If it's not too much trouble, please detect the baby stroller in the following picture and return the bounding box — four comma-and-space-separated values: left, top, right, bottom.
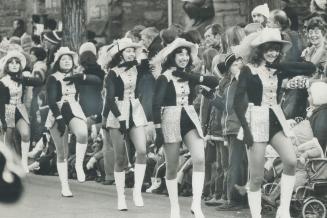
262, 158, 327, 218
291, 158, 327, 218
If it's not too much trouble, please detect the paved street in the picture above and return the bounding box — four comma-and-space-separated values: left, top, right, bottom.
0, 174, 252, 218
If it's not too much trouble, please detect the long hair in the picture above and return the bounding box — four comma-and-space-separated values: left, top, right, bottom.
51, 54, 75, 74
161, 46, 193, 73
224, 25, 246, 53
3, 57, 22, 75
248, 42, 284, 66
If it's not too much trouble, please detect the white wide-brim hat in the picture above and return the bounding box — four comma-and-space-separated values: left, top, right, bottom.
108, 38, 141, 58
250, 28, 292, 53
54, 47, 78, 66
151, 37, 199, 78
1, 51, 27, 70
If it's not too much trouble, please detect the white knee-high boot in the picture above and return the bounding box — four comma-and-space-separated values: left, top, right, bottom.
114, 171, 127, 211
191, 172, 205, 218
247, 190, 262, 218
75, 142, 87, 182
166, 178, 180, 218
276, 174, 295, 218
57, 161, 73, 197
21, 141, 30, 173
133, 163, 146, 207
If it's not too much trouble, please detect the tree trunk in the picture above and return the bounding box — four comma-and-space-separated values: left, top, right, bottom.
61, 0, 86, 51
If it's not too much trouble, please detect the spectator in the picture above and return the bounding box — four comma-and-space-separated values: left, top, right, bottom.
203, 24, 224, 53
281, 0, 299, 31
251, 3, 269, 27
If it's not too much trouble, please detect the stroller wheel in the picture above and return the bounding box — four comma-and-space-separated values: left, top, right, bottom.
302, 198, 326, 218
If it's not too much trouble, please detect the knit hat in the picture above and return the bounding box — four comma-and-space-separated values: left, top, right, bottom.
224, 53, 237, 70
43, 31, 62, 45
79, 42, 97, 56
251, 3, 270, 19
310, 81, 327, 106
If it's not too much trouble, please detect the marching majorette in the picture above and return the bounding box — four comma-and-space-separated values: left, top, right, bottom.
102, 38, 149, 211
234, 28, 316, 218
46, 47, 99, 197
152, 38, 219, 218
0, 51, 43, 173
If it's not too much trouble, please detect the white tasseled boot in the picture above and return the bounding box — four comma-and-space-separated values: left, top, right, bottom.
247, 190, 262, 218
57, 161, 73, 197
133, 164, 146, 207
166, 178, 181, 218
191, 172, 205, 218
114, 171, 127, 211
276, 174, 295, 218
28, 138, 44, 158
75, 142, 87, 182
146, 177, 161, 193
21, 141, 30, 173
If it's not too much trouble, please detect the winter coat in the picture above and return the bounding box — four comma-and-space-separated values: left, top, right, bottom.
212, 76, 242, 136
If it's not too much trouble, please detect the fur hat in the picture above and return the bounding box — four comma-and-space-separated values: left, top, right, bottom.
251, 3, 270, 19
310, 81, 327, 106
53, 47, 78, 66
250, 28, 292, 53
107, 38, 141, 58
150, 37, 199, 78
79, 42, 97, 56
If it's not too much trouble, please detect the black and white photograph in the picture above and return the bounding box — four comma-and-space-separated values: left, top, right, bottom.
1, 0, 327, 217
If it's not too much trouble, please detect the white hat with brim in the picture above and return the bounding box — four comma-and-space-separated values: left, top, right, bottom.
151, 38, 199, 78
2, 51, 27, 70
250, 28, 292, 54
108, 38, 141, 58
79, 42, 97, 56
54, 47, 79, 66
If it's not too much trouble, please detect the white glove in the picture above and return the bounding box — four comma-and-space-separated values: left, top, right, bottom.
86, 157, 97, 170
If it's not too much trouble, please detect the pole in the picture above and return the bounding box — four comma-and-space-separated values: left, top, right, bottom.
168, 0, 172, 27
